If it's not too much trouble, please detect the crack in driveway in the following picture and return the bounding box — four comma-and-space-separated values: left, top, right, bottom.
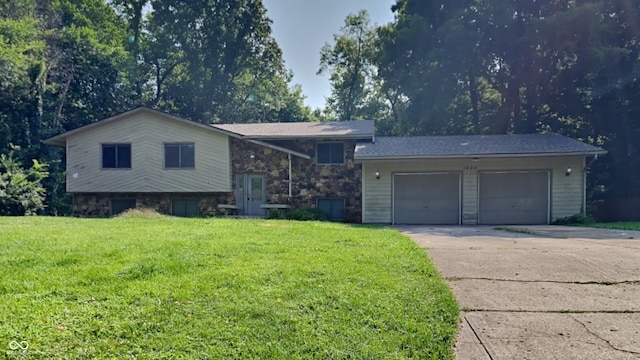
570, 316, 640, 356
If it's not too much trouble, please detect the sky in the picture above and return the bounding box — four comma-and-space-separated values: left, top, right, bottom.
262, 0, 397, 110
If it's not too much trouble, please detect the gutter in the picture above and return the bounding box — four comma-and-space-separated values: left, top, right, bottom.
354, 151, 608, 162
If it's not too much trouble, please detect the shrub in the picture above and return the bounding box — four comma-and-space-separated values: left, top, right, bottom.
115, 207, 166, 219
0, 149, 48, 215
552, 213, 593, 225
284, 207, 327, 221
266, 208, 285, 219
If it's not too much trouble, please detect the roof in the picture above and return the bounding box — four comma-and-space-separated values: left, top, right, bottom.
212, 120, 375, 139
354, 134, 607, 160
43, 107, 314, 159
43, 107, 226, 147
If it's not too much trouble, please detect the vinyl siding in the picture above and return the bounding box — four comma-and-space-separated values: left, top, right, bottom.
66, 112, 230, 193
361, 156, 585, 224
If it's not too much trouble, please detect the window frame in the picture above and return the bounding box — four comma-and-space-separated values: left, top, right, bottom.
316, 197, 346, 221
316, 142, 345, 165
101, 143, 132, 170
171, 199, 199, 217
109, 198, 136, 216
163, 143, 196, 169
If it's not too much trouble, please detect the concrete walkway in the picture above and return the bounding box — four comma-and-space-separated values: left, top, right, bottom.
398, 226, 640, 360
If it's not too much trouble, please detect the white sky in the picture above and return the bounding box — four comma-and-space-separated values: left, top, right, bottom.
262, 0, 396, 110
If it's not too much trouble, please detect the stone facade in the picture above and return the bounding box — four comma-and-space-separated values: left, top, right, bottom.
73, 137, 363, 222
73, 192, 232, 217
230, 138, 362, 222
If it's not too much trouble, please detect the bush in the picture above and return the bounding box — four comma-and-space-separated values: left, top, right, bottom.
284, 207, 327, 221
266, 208, 285, 219
115, 207, 166, 219
552, 213, 593, 225
0, 149, 48, 215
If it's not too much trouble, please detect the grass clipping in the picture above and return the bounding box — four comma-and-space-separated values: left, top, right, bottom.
115, 207, 166, 219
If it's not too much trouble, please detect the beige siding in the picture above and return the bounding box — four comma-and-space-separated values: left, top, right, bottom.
362, 156, 584, 224
66, 112, 230, 193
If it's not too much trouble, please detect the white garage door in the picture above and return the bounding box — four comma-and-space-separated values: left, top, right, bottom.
479, 171, 550, 225
393, 173, 461, 225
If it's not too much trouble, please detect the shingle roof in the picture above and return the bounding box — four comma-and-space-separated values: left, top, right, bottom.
354, 134, 606, 159
212, 120, 374, 139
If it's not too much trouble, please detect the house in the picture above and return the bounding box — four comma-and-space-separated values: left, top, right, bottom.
44, 107, 606, 224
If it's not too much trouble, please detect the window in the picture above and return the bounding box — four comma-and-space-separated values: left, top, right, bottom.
317, 143, 344, 165
110, 199, 136, 216
102, 144, 131, 169
164, 143, 195, 168
317, 198, 345, 221
172, 199, 199, 217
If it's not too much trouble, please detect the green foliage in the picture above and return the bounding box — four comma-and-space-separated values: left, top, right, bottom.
284, 207, 327, 221
0, 217, 459, 358
0, 148, 48, 215
265, 208, 285, 219
583, 222, 640, 231
552, 213, 594, 226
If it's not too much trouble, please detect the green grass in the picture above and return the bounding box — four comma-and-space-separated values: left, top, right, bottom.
580, 222, 640, 231
0, 217, 458, 359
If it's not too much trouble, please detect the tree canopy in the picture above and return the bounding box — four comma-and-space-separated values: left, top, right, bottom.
0, 0, 637, 218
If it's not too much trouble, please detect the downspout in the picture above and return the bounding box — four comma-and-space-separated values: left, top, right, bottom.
288, 153, 292, 197
583, 157, 587, 215
584, 154, 600, 215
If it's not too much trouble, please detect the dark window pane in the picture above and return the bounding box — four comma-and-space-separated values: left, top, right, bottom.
111, 199, 136, 216
102, 145, 116, 168
329, 143, 344, 163
181, 144, 195, 168
317, 145, 331, 163
172, 199, 199, 217
317, 143, 343, 164
317, 198, 345, 221
117, 144, 131, 168
165, 145, 180, 168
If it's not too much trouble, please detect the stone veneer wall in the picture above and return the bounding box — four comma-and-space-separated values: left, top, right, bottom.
73, 192, 232, 217
73, 137, 363, 222
230, 138, 362, 222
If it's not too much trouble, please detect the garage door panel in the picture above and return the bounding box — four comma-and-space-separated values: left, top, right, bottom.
479, 172, 549, 225
394, 173, 460, 225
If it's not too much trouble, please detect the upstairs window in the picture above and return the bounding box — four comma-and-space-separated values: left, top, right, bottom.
164, 143, 195, 169
102, 144, 131, 169
317, 143, 344, 165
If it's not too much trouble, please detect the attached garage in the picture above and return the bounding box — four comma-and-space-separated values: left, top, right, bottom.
356, 134, 606, 225
478, 171, 550, 225
393, 173, 461, 225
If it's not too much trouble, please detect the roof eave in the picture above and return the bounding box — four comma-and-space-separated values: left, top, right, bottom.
247, 140, 311, 160
43, 107, 237, 146
355, 150, 608, 161
237, 134, 374, 140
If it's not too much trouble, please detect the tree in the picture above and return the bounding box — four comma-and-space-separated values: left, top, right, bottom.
0, 147, 49, 215
318, 10, 377, 121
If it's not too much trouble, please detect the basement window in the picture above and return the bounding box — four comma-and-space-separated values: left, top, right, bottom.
317, 198, 345, 221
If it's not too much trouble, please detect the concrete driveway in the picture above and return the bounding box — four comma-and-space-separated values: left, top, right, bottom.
398, 225, 640, 360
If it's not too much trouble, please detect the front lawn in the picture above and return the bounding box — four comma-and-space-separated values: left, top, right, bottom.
580, 222, 640, 231
0, 217, 458, 359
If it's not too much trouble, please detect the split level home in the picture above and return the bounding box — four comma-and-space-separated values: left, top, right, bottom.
44, 107, 606, 225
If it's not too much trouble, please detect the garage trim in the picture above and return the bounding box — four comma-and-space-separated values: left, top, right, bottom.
392, 172, 462, 225
477, 170, 551, 225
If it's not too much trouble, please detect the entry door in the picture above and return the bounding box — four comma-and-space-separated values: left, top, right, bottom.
236, 174, 265, 216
